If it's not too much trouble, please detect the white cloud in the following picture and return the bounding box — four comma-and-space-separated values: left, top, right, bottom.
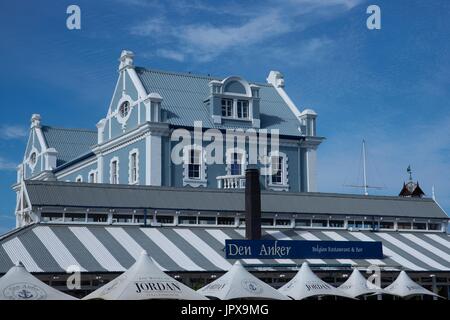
264, 37, 335, 67
179, 12, 291, 61
283, 0, 363, 10
0, 157, 17, 171
156, 49, 185, 62
132, 11, 291, 62
113, 0, 162, 8
1, 125, 27, 140
131, 16, 167, 36
129, 0, 365, 62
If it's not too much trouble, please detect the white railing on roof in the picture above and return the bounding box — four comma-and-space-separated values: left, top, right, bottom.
217, 175, 246, 189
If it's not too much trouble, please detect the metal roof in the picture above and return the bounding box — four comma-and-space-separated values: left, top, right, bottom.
135, 67, 304, 137
41, 126, 97, 167
24, 181, 449, 219
0, 224, 449, 274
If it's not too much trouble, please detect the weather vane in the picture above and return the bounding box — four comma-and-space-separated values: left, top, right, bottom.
407, 165, 413, 181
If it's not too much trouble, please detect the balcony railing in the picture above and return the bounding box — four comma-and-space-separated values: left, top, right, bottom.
217, 175, 246, 189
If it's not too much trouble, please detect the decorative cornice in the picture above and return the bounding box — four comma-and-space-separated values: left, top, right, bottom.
93, 122, 169, 156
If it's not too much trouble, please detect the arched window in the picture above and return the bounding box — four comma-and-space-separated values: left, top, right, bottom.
88, 170, 97, 183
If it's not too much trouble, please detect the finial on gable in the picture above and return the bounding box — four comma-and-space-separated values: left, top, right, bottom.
119, 50, 135, 71
31, 114, 41, 128
267, 70, 285, 88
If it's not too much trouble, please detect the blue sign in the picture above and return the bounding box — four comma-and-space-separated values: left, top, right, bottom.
225, 240, 384, 260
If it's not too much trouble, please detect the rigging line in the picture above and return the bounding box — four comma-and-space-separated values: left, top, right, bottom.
343, 139, 385, 194
342, 139, 363, 191
363, 140, 388, 191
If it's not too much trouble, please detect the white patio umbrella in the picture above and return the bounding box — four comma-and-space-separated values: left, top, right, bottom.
338, 268, 383, 298
83, 251, 207, 300
383, 271, 443, 299
198, 261, 290, 300
279, 262, 353, 300
0, 262, 77, 300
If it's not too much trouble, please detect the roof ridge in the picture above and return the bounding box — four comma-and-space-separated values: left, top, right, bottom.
24, 180, 434, 202
135, 66, 273, 88
42, 126, 96, 133
0, 223, 36, 242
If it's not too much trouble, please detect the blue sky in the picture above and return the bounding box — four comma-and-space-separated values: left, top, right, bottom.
0, 0, 449, 233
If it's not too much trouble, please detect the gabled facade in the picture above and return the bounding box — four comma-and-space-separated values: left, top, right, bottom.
14, 50, 324, 227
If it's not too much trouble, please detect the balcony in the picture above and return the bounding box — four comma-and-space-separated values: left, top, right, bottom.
217, 175, 246, 189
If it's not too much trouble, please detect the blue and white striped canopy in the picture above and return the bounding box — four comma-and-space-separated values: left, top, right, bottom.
1, 224, 449, 274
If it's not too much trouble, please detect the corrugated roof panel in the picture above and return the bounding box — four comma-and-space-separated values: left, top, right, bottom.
135, 67, 303, 136
41, 126, 97, 167
24, 181, 449, 219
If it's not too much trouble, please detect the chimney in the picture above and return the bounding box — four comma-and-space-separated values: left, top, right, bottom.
119, 50, 134, 71
31, 114, 41, 129
245, 168, 261, 240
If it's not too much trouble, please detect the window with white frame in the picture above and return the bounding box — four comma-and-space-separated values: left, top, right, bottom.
129, 150, 139, 185
379, 221, 394, 229
75, 175, 83, 183
27, 147, 39, 172
88, 171, 97, 183
230, 152, 243, 176
237, 100, 249, 119
188, 149, 201, 179
268, 152, 288, 190
30, 152, 37, 166
271, 156, 284, 185
220, 98, 251, 120
428, 222, 441, 231
221, 99, 233, 117
110, 158, 119, 184
116, 96, 134, 129
119, 101, 130, 118
183, 146, 207, 187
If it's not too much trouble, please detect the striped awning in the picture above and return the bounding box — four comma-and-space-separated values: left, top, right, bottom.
1, 224, 449, 274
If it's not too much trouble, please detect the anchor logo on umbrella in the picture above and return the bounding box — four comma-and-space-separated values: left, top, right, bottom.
17, 289, 34, 299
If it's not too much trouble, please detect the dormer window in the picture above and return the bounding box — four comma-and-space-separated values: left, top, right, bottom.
210, 77, 260, 126
237, 100, 249, 119
220, 98, 250, 120
221, 99, 233, 117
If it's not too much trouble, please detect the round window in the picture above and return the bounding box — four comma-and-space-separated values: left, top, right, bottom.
119, 101, 130, 118
30, 152, 37, 165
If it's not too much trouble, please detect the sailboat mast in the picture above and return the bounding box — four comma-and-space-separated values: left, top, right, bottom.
362, 139, 368, 196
